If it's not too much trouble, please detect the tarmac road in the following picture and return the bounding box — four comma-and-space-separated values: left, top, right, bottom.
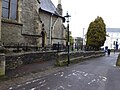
8, 53, 120, 90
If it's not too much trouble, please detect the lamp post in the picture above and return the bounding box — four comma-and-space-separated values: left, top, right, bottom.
64, 12, 71, 66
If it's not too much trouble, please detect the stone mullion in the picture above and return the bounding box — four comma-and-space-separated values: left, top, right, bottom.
17, 0, 22, 23
8, 0, 11, 19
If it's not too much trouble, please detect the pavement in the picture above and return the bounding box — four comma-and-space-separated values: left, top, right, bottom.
0, 58, 65, 90
5, 59, 56, 78
0, 52, 120, 90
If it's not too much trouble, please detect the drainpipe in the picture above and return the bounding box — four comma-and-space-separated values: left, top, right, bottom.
51, 17, 59, 45
52, 18, 59, 30
50, 14, 59, 45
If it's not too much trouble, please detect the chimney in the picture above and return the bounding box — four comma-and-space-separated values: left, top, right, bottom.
58, 0, 61, 4
57, 0, 62, 15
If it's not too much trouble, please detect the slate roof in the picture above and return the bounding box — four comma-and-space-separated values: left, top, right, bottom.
106, 28, 120, 32
39, 0, 61, 16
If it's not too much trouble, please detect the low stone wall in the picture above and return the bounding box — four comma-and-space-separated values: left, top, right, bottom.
56, 51, 105, 66
5, 51, 57, 70
5, 51, 105, 70
116, 53, 120, 66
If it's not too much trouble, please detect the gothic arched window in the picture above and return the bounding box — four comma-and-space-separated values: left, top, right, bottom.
2, 0, 18, 20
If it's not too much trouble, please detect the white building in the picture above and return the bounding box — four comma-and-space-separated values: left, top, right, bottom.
104, 28, 120, 49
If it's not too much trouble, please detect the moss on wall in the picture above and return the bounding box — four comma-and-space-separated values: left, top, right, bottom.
0, 68, 4, 76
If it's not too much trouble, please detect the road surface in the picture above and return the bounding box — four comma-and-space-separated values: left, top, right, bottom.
8, 53, 120, 90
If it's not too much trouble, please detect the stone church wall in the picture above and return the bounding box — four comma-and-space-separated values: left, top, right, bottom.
1, 0, 42, 47
1, 0, 66, 51
40, 10, 66, 46
1, 22, 24, 45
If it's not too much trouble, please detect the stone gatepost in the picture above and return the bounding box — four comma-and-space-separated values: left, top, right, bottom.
0, 54, 5, 76
0, 0, 5, 76
0, 0, 2, 40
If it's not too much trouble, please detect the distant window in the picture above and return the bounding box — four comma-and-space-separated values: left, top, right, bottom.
2, 0, 18, 20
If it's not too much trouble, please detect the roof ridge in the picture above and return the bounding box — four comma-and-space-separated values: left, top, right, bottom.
40, 0, 61, 16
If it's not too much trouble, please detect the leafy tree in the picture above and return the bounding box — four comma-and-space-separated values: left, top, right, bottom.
86, 16, 106, 51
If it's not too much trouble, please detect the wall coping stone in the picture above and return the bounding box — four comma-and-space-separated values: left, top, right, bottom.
5, 51, 57, 57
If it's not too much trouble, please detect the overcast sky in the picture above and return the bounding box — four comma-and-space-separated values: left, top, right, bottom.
51, 0, 120, 37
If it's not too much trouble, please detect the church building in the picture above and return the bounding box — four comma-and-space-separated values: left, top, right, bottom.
0, 0, 66, 51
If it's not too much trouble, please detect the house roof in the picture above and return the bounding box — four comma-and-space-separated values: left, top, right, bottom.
106, 28, 120, 32
39, 0, 61, 16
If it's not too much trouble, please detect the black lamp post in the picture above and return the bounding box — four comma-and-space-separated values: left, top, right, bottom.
64, 12, 71, 66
